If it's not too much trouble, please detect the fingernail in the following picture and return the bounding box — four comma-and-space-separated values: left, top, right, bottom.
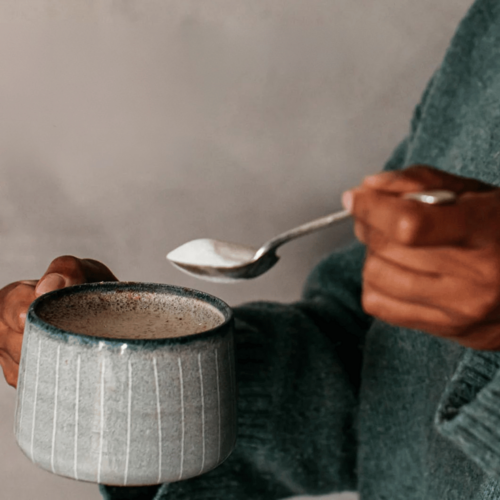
342, 190, 353, 213
35, 273, 66, 297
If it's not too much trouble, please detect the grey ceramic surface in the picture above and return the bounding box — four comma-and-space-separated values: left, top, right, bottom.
14, 283, 236, 486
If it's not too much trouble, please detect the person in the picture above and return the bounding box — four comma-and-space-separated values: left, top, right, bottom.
4, 0, 500, 498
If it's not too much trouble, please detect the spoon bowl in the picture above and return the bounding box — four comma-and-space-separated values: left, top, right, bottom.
169, 245, 279, 283
167, 238, 278, 283
167, 190, 457, 283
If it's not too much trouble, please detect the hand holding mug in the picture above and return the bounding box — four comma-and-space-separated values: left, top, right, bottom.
0, 256, 117, 387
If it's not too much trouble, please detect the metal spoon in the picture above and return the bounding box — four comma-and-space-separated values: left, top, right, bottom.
167, 190, 456, 283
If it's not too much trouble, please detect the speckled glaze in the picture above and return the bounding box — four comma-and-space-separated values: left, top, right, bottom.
14, 282, 236, 486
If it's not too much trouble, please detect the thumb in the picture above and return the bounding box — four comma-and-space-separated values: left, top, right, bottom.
35, 256, 117, 297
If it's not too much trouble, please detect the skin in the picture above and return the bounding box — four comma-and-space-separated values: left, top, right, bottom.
343, 165, 500, 350
0, 257, 117, 388
2, 165, 500, 387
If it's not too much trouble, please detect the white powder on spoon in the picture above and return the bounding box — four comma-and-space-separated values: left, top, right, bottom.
167, 238, 257, 268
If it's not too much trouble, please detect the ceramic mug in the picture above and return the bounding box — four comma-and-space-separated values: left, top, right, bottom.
14, 282, 236, 486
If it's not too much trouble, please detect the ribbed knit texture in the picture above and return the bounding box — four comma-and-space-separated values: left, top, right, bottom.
101, 0, 500, 498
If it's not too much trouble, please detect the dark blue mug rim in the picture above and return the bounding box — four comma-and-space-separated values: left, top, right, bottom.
27, 281, 233, 348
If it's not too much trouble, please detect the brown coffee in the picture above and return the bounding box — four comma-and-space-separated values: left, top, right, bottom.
37, 290, 225, 340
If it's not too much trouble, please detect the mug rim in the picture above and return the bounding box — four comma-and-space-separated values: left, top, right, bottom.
27, 281, 233, 348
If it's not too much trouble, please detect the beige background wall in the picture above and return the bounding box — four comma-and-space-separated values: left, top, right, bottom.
0, 1, 472, 498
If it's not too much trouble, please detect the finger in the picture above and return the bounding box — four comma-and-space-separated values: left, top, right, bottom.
0, 283, 37, 332
346, 187, 467, 246
362, 299, 500, 351
363, 252, 444, 310
358, 222, 495, 284
363, 252, 497, 324
0, 350, 19, 388
361, 165, 492, 194
36, 256, 118, 297
346, 187, 500, 247
353, 220, 367, 244
362, 281, 462, 337
0, 324, 23, 364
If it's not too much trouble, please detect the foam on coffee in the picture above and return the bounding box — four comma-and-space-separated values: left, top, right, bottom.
37, 290, 225, 340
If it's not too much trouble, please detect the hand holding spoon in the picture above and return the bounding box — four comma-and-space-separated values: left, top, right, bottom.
167, 190, 456, 283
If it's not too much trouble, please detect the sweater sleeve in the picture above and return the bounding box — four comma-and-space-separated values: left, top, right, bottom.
435, 348, 500, 478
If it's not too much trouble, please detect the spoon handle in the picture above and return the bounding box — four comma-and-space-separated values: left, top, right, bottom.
256, 209, 351, 258
256, 189, 457, 258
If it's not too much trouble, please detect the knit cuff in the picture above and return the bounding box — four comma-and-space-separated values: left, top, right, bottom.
435, 349, 500, 476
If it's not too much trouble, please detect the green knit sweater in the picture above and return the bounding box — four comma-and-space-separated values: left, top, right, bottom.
101, 1, 500, 498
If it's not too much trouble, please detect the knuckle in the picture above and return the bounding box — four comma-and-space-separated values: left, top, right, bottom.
394, 210, 423, 245
50, 255, 82, 270
354, 222, 367, 244
362, 256, 380, 285
49, 255, 86, 281
351, 189, 369, 220
361, 287, 379, 316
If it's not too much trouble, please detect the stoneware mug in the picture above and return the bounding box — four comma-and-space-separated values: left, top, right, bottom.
14, 282, 236, 486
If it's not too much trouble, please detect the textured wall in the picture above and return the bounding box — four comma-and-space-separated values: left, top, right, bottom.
0, 1, 472, 499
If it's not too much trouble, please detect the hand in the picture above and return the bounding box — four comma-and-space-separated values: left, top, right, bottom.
0, 256, 117, 387
342, 165, 500, 350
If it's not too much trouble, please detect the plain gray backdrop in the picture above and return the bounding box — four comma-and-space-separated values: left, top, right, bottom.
0, 1, 473, 498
